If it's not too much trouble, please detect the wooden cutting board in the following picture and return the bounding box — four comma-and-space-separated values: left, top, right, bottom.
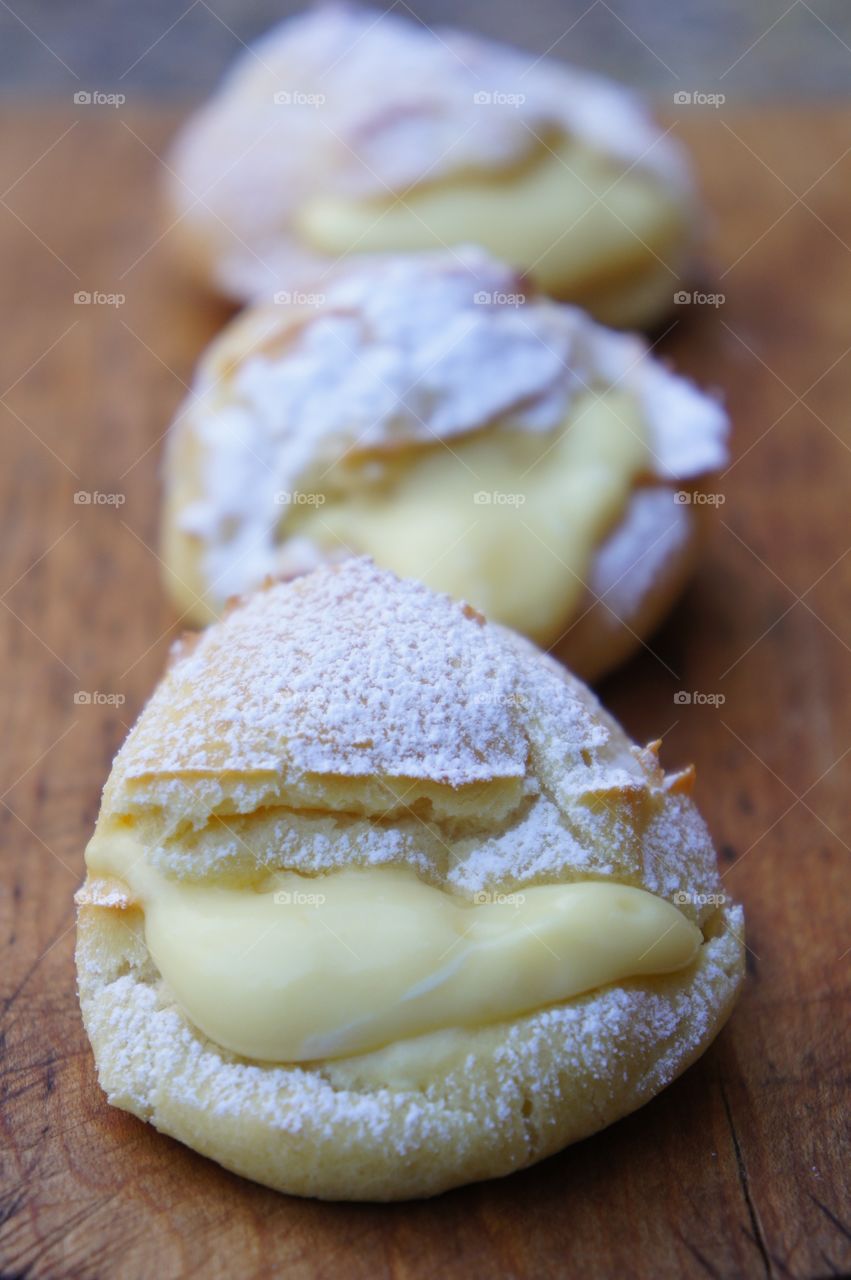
0, 106, 848, 1279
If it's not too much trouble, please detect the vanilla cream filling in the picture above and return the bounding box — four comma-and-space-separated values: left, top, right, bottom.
296, 137, 686, 302
86, 827, 700, 1064
287, 389, 647, 642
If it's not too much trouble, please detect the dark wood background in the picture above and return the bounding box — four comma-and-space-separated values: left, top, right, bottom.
0, 106, 848, 1278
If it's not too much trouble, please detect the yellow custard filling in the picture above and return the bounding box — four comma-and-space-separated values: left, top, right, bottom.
86, 828, 700, 1064
287, 389, 647, 642
295, 137, 686, 302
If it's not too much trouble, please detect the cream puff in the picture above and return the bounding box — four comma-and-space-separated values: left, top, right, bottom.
165, 4, 697, 328
76, 559, 743, 1201
160, 249, 727, 681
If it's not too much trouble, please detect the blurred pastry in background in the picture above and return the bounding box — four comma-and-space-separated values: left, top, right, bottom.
160, 249, 727, 681
166, 4, 697, 328
76, 558, 744, 1201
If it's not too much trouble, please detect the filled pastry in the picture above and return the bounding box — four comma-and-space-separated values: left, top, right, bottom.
166, 4, 697, 328
161, 249, 727, 681
76, 559, 744, 1201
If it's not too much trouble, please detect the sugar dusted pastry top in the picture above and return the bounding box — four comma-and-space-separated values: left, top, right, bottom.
167, 3, 695, 312
79, 561, 743, 1195
100, 558, 722, 917
107, 557, 526, 818
176, 2, 689, 197
170, 248, 727, 621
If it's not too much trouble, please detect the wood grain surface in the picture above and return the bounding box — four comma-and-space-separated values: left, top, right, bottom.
0, 106, 849, 1280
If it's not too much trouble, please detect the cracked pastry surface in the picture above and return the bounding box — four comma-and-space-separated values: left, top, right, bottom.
165, 3, 697, 327
76, 560, 744, 1201
161, 249, 727, 680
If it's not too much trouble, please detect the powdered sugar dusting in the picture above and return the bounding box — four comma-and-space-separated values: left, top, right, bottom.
110, 559, 528, 811
80, 561, 744, 1189
103, 560, 728, 922
170, 4, 692, 298
174, 249, 727, 607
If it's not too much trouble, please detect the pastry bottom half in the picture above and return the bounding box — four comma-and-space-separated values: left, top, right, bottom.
76, 896, 743, 1201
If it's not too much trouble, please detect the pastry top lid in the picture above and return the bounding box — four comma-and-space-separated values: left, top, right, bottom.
99, 561, 723, 923
186, 248, 727, 478
178, 3, 691, 199
168, 2, 694, 300
109, 558, 529, 799
176, 249, 728, 598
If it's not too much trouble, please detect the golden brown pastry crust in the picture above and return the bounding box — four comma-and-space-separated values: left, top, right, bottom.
163, 6, 696, 327
76, 897, 743, 1201
76, 562, 743, 1200
158, 251, 727, 679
